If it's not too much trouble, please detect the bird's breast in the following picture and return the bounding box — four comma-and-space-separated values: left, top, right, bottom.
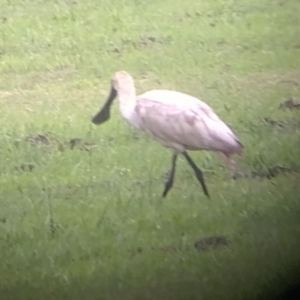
119, 103, 143, 130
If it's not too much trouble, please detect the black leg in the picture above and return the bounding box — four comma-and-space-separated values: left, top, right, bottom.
162, 154, 178, 197
182, 152, 210, 198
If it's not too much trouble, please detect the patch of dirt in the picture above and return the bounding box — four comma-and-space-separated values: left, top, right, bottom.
14, 132, 97, 153
14, 163, 35, 172
68, 138, 97, 151
129, 247, 144, 257
129, 244, 192, 257
178, 11, 215, 22
23, 133, 52, 145
263, 117, 289, 128
262, 117, 300, 131
107, 42, 123, 55
233, 164, 300, 180
279, 98, 300, 110
107, 35, 171, 54
137, 35, 172, 48
138, 35, 158, 47
260, 97, 300, 132
194, 236, 230, 251
48, 216, 63, 237
232, 70, 300, 89
129, 235, 230, 257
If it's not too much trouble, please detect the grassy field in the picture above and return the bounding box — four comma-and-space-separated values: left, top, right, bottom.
0, 0, 300, 299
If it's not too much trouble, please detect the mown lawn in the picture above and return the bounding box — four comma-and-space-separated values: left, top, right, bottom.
0, 0, 300, 299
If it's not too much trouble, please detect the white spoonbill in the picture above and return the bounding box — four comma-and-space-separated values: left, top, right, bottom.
91, 71, 244, 198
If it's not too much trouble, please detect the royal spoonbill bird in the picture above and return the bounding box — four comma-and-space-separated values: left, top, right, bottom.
91, 71, 243, 198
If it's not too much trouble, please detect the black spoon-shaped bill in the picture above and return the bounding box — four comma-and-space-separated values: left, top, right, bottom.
91, 85, 117, 125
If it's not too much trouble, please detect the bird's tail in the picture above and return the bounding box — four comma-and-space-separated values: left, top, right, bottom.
235, 139, 244, 156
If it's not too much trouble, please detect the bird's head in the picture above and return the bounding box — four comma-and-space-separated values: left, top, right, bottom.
91, 70, 134, 125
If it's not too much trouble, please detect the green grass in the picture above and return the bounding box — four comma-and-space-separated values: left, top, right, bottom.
1, 0, 300, 299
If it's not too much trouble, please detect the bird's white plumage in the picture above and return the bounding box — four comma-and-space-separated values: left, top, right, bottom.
131, 89, 242, 154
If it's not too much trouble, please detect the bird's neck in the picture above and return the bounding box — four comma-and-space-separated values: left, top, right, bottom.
117, 86, 137, 121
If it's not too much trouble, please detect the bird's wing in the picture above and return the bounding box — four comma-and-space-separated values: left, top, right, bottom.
193, 102, 243, 153
135, 96, 243, 154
